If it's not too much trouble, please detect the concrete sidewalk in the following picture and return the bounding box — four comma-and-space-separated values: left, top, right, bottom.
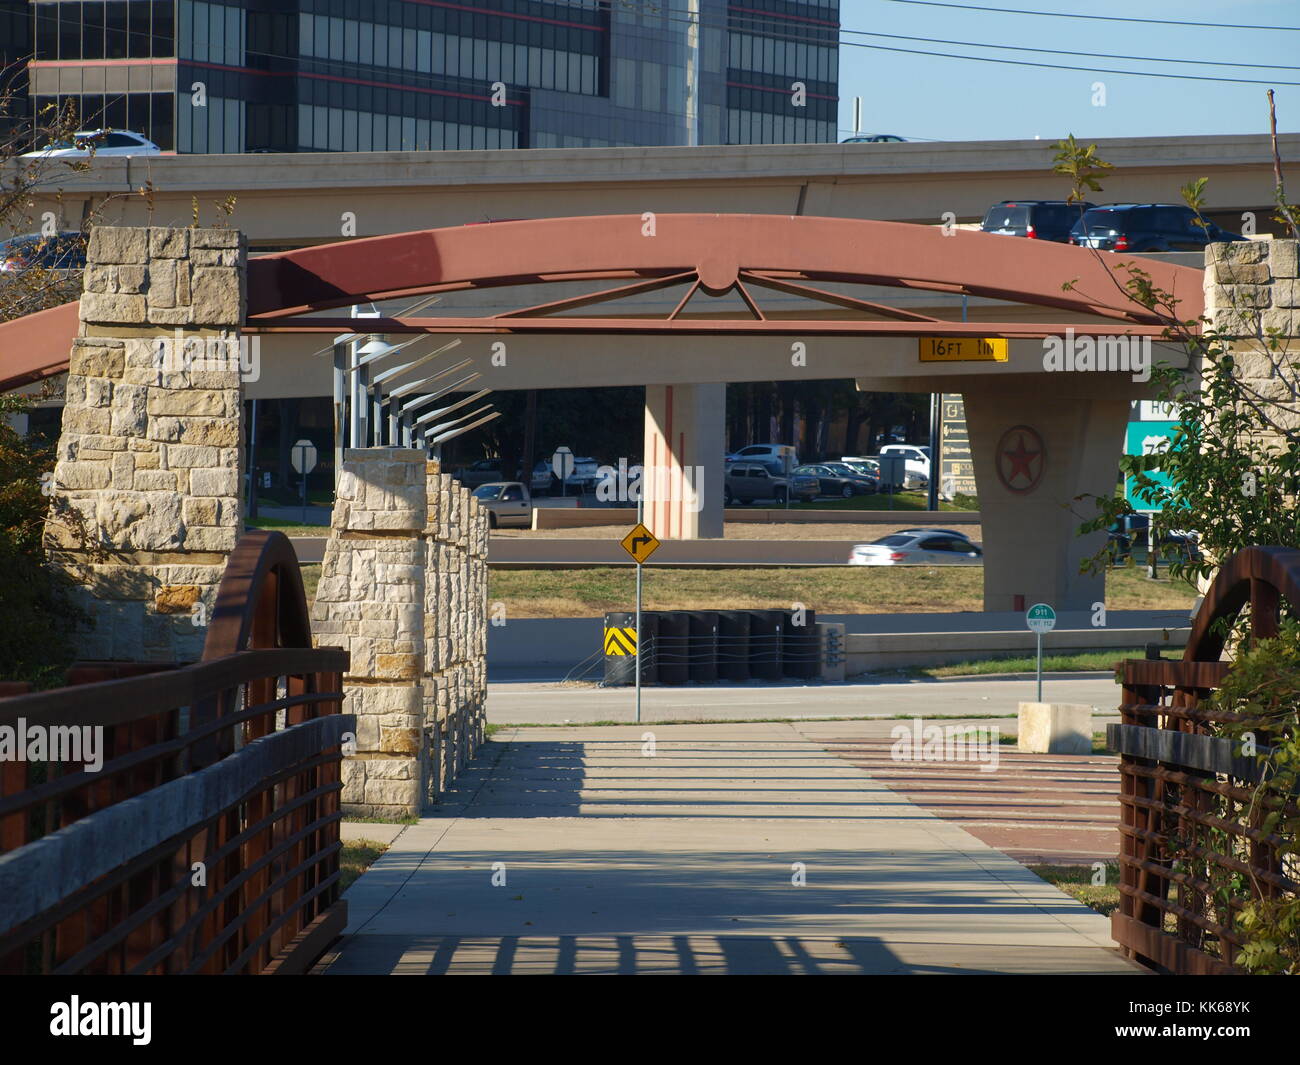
321, 722, 1140, 975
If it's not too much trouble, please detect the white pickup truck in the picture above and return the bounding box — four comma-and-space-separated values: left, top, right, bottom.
471, 481, 533, 529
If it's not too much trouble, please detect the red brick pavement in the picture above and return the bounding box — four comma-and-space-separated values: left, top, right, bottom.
820, 736, 1120, 865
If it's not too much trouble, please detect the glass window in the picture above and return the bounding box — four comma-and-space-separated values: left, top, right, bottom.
128, 1, 152, 58
227, 5, 242, 64
82, 2, 105, 59
359, 22, 372, 65
344, 19, 358, 63
104, 1, 128, 58
299, 12, 313, 55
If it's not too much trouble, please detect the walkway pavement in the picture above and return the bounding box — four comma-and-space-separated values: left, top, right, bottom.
810, 719, 1120, 865
321, 721, 1139, 975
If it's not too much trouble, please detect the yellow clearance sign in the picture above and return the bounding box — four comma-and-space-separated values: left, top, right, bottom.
919, 337, 1009, 362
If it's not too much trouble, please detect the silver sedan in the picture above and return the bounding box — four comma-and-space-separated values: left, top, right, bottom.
848, 531, 983, 566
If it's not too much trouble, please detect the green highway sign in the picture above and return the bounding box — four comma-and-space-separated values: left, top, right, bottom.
1025, 603, 1056, 634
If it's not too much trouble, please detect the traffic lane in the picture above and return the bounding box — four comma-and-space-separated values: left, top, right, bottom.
485, 675, 1124, 725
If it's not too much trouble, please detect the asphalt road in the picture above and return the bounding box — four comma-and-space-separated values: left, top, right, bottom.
486, 675, 1123, 725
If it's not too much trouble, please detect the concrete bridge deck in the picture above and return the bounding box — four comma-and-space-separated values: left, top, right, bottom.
322, 721, 1140, 975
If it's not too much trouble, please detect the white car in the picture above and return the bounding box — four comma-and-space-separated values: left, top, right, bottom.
22, 129, 162, 158
471, 481, 533, 529
878, 444, 931, 484
849, 530, 982, 566
726, 444, 798, 469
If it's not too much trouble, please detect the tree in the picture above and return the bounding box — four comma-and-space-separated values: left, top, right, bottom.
0, 83, 121, 684
1051, 133, 1300, 583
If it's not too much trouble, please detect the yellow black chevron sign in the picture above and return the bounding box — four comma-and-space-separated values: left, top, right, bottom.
604, 626, 638, 656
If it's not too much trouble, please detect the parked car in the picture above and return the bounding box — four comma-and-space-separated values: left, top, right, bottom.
532, 455, 601, 493
453, 459, 504, 488
794, 464, 867, 498
821, 461, 879, 494
726, 444, 798, 469
848, 530, 983, 566
878, 444, 931, 488
981, 200, 1094, 243
1108, 514, 1201, 563
839, 457, 884, 486
0, 231, 87, 273
529, 461, 552, 494
22, 129, 162, 158
471, 481, 533, 529
841, 134, 907, 143
1068, 204, 1246, 252
725, 461, 800, 504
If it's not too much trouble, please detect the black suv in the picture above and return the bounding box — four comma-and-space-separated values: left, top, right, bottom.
1068, 204, 1245, 252
980, 200, 1093, 243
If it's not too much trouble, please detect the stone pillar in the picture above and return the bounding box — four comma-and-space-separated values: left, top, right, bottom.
1203, 238, 1300, 589
423, 466, 489, 803
45, 226, 246, 663
312, 448, 426, 820
963, 379, 1130, 612
643, 383, 725, 539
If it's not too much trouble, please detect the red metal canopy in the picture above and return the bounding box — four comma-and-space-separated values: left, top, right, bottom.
0, 214, 1203, 393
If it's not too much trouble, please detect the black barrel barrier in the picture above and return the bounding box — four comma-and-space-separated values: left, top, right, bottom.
685, 611, 720, 684
746, 609, 784, 680
782, 607, 819, 678
656, 611, 691, 685
716, 611, 751, 681
603, 610, 660, 686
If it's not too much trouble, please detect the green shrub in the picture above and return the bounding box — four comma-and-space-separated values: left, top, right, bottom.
0, 394, 82, 687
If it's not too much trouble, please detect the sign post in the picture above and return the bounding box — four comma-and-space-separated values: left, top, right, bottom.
552, 446, 574, 499
620, 516, 661, 723
290, 438, 318, 523
1025, 602, 1057, 702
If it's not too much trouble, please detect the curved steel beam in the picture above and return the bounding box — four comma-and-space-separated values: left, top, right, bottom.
0, 215, 1207, 393
245, 214, 1205, 325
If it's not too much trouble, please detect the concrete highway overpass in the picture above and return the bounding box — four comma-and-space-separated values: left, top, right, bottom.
6, 134, 1264, 609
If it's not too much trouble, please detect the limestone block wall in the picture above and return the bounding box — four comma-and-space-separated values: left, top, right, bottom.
1206, 240, 1300, 432
313, 449, 488, 819
423, 468, 489, 803
45, 226, 246, 663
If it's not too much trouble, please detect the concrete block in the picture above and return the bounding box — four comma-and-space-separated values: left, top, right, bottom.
1017, 702, 1092, 755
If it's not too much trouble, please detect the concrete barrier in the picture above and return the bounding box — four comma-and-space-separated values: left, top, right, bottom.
531, 507, 981, 529
845, 627, 1187, 674
1018, 702, 1093, 754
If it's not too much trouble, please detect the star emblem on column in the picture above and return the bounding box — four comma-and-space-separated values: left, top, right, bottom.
996, 425, 1045, 493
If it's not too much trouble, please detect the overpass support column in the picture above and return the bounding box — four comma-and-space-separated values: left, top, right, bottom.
962, 380, 1129, 613
642, 383, 725, 539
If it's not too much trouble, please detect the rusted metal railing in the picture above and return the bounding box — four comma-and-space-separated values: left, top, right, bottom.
0, 531, 351, 974
1111, 546, 1300, 974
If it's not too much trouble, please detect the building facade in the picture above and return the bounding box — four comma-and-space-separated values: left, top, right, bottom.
1, 0, 33, 144
22, 0, 838, 153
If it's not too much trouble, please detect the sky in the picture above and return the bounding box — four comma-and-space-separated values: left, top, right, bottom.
835, 0, 1300, 142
